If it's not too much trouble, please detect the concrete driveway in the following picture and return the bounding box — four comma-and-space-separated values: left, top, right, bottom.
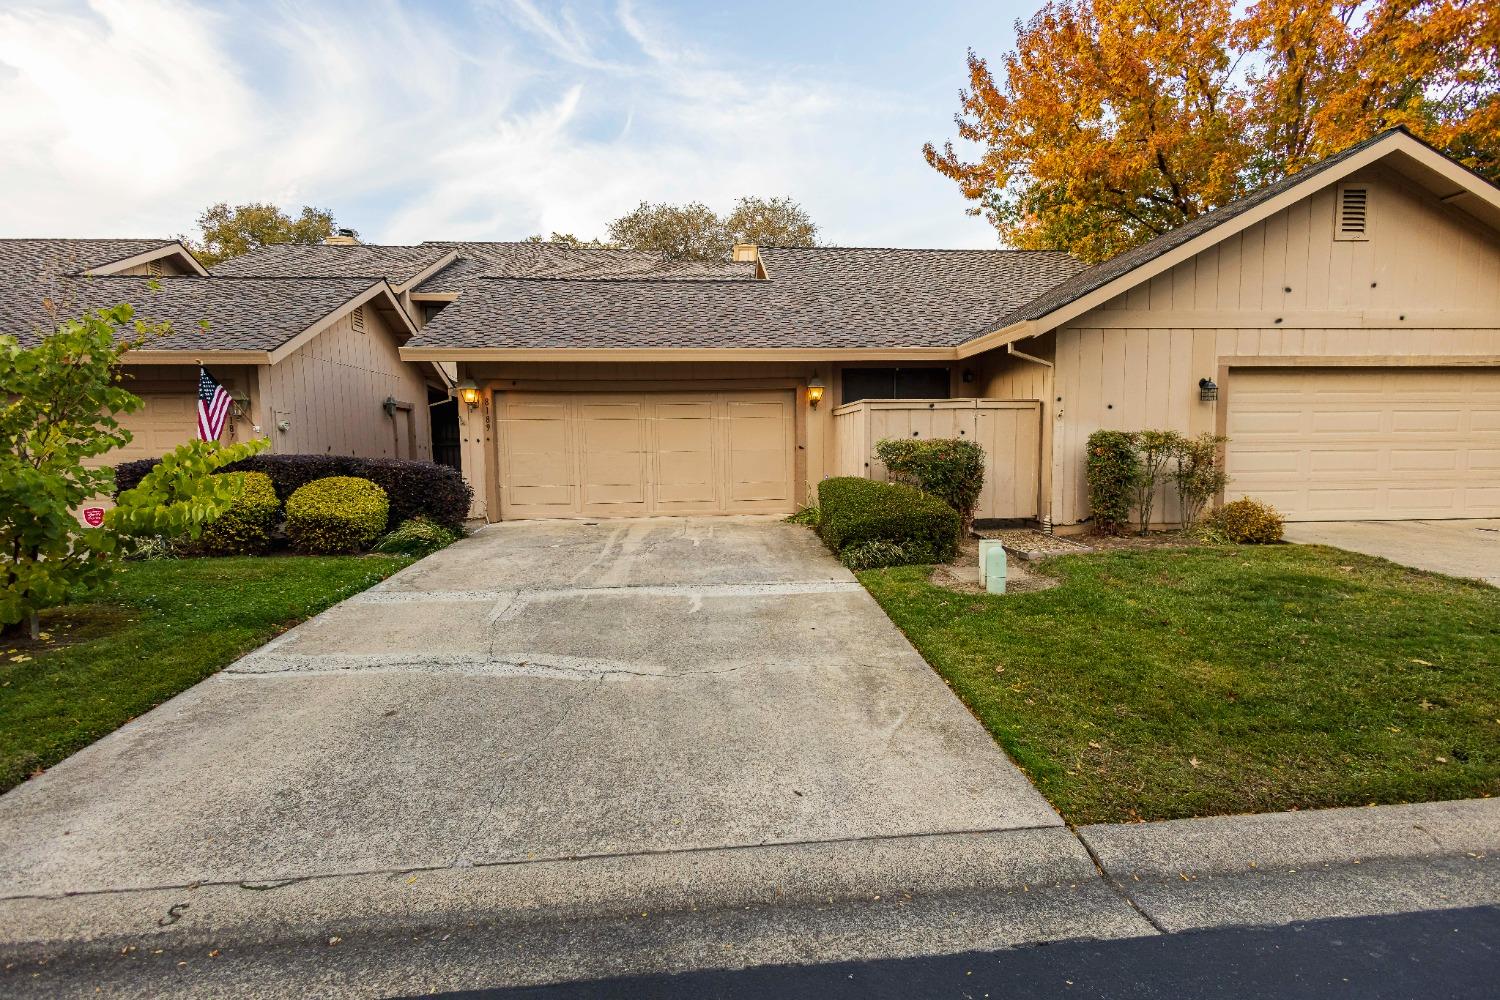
1283, 519, 1500, 586
0, 518, 1060, 903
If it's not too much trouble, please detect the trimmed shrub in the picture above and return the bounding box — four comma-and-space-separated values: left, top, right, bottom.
874, 437, 986, 536
838, 539, 911, 570
374, 516, 459, 557
1085, 430, 1138, 535
285, 476, 390, 554
198, 472, 280, 556
818, 477, 959, 566
1203, 496, 1285, 544
1132, 430, 1184, 535
115, 455, 471, 530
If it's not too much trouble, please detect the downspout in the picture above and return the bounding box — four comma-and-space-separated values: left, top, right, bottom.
1006, 342, 1055, 532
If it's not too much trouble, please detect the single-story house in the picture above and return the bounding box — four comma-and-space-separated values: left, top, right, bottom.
0, 238, 452, 480
9, 128, 1497, 529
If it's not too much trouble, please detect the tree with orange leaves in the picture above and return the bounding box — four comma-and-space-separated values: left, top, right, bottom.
925, 0, 1498, 262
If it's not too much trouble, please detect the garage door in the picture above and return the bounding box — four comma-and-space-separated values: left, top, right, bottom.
497, 390, 796, 519
107, 393, 200, 464
1226, 368, 1500, 520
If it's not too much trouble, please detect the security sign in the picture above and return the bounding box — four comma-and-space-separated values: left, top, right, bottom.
83, 507, 105, 527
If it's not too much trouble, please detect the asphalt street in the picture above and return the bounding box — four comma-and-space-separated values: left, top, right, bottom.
427, 905, 1500, 1000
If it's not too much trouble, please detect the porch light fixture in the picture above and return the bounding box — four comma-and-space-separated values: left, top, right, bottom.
1198, 377, 1219, 402
457, 379, 481, 408
806, 377, 825, 408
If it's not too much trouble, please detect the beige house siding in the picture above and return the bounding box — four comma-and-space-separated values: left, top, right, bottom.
262, 306, 433, 460
1018, 166, 1500, 529
456, 360, 991, 521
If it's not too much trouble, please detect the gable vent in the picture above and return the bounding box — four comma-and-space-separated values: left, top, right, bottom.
1335, 184, 1370, 241
352, 306, 366, 333
146, 260, 164, 277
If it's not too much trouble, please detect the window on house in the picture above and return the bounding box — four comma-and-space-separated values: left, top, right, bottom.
841, 367, 951, 405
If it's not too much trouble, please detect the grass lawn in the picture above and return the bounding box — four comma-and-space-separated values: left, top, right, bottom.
861, 544, 1500, 825
0, 555, 410, 792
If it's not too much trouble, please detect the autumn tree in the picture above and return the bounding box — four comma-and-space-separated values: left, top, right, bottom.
189, 202, 348, 266
925, 0, 1499, 262
523, 232, 610, 248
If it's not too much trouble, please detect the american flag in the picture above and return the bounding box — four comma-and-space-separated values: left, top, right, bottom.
197, 367, 232, 441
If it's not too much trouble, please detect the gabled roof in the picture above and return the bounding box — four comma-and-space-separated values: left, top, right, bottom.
0, 275, 406, 359
0, 238, 205, 279
210, 243, 455, 291
403, 246, 1084, 354
413, 241, 760, 292
957, 127, 1500, 355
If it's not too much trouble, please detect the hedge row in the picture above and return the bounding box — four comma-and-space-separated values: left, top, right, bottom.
817, 476, 959, 568
115, 454, 471, 530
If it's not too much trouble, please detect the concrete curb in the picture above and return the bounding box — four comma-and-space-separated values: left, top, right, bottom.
0, 828, 1150, 957
1079, 798, 1500, 931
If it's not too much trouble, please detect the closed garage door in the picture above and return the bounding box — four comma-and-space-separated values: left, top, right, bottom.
107, 393, 200, 464
1226, 368, 1500, 520
497, 390, 796, 519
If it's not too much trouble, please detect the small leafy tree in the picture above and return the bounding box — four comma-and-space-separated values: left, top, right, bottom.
1, 304, 267, 638
2, 305, 148, 637
874, 437, 987, 537
607, 201, 728, 261
1085, 430, 1138, 535
724, 196, 819, 247
1133, 430, 1185, 535
1171, 433, 1229, 529
189, 202, 346, 266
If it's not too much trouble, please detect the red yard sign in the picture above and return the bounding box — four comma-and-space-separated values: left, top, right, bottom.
82, 507, 105, 527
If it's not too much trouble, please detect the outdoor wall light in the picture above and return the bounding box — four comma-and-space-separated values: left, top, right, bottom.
457, 379, 481, 408
1199, 377, 1219, 402
807, 377, 825, 408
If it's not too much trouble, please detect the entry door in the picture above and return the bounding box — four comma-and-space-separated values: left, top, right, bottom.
497, 390, 796, 519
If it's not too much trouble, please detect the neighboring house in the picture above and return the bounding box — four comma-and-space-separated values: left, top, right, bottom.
13, 128, 1495, 529
390, 127, 1489, 528
0, 239, 450, 482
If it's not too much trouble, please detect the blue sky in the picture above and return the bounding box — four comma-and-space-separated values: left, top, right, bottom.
0, 0, 1033, 248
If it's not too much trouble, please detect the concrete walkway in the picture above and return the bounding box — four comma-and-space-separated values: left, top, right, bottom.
1283, 519, 1500, 586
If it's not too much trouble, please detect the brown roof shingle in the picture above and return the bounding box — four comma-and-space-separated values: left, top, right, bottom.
210, 243, 452, 288
0, 274, 382, 352
406, 246, 1084, 350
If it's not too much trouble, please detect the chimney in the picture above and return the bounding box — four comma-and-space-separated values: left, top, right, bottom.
730, 243, 758, 263
322, 228, 360, 246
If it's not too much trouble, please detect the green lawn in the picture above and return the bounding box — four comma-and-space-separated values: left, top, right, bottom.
861, 545, 1500, 825
0, 555, 411, 792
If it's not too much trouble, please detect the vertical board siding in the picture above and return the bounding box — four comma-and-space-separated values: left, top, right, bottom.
264, 308, 433, 461
1033, 168, 1500, 527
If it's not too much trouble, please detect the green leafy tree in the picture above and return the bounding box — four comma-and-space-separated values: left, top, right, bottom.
606, 200, 728, 261
2, 304, 147, 637
1133, 430, 1186, 535
724, 196, 819, 247
1, 304, 267, 638
1171, 433, 1229, 529
189, 202, 347, 267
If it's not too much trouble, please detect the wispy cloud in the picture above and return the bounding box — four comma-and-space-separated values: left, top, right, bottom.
0, 0, 1004, 248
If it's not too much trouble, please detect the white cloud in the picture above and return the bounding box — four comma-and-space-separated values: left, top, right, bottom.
0, 0, 1001, 248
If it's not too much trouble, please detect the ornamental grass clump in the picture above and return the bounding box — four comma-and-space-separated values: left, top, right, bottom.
285, 476, 389, 554
374, 516, 459, 557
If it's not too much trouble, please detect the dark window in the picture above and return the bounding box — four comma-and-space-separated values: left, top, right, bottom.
840, 367, 950, 405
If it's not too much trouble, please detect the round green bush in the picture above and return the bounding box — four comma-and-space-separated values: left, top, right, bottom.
374, 516, 458, 557
1205, 496, 1285, 544
199, 472, 280, 556
285, 476, 389, 554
